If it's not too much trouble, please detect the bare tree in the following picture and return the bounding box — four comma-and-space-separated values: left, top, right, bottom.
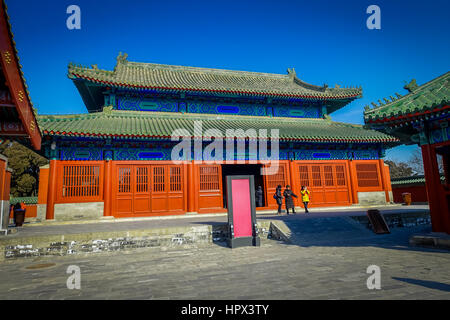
409, 147, 445, 176
409, 149, 424, 175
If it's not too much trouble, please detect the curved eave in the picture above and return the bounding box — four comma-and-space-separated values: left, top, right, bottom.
364, 104, 450, 124
41, 130, 398, 144
69, 72, 362, 101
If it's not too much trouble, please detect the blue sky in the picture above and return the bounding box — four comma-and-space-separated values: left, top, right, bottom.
6, 0, 450, 162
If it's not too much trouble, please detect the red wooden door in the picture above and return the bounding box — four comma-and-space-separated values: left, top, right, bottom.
264, 163, 288, 208
112, 163, 185, 217
134, 166, 151, 214
168, 166, 184, 212
150, 166, 167, 214
197, 164, 223, 213
115, 165, 133, 216
297, 163, 350, 207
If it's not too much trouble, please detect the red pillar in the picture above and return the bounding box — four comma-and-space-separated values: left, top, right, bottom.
103, 160, 112, 216
46, 160, 58, 220
288, 160, 298, 206
421, 144, 450, 233
348, 160, 359, 204
187, 161, 196, 213
378, 159, 389, 203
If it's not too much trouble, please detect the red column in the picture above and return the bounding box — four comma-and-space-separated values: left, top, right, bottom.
37, 167, 49, 206
187, 161, 196, 213
0, 157, 6, 202
103, 160, 112, 216
288, 160, 298, 207
46, 160, 58, 220
384, 163, 393, 202
421, 144, 450, 233
378, 159, 389, 202
4, 170, 11, 202
348, 160, 359, 204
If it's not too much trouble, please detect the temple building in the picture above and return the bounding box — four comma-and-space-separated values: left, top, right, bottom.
364, 72, 450, 234
36, 53, 397, 220
0, 0, 41, 229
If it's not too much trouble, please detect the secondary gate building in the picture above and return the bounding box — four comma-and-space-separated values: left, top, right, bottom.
36, 53, 397, 220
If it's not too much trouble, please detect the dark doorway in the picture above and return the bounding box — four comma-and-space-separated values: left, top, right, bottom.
221, 164, 265, 208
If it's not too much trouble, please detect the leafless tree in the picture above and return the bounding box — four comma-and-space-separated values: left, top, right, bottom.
409, 149, 424, 175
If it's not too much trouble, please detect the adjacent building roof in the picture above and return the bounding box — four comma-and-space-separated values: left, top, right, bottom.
391, 175, 445, 186
38, 108, 398, 144
68, 53, 362, 113
9, 196, 38, 205
0, 0, 41, 150
364, 71, 450, 123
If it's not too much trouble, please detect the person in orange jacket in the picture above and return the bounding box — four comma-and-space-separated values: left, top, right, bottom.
20, 202, 26, 210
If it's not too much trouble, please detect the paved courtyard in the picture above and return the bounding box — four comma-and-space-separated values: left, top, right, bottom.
0, 222, 449, 300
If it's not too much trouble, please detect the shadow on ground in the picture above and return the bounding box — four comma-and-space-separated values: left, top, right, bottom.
392, 277, 450, 292
192, 212, 445, 255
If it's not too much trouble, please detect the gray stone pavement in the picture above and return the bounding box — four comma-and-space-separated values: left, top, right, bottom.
1, 204, 428, 239
0, 220, 449, 300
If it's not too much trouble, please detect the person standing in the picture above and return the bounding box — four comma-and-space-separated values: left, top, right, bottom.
300, 186, 310, 213
274, 185, 283, 215
283, 185, 298, 215
255, 186, 264, 207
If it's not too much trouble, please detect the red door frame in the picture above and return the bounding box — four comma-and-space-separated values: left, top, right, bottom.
422, 143, 450, 233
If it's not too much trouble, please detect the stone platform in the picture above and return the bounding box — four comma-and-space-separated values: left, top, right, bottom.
410, 233, 450, 250
0, 205, 431, 261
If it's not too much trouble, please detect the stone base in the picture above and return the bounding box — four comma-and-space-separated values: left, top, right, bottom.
54, 202, 104, 221
388, 191, 393, 203
357, 191, 387, 205
409, 232, 450, 250
0, 200, 10, 230
36, 204, 46, 221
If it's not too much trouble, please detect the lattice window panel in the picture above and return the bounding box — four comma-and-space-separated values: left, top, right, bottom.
118, 167, 131, 193
199, 166, 220, 191
311, 166, 322, 187
170, 166, 182, 192
62, 165, 100, 198
153, 166, 165, 192
267, 165, 286, 189
356, 163, 380, 187
336, 165, 346, 186
324, 166, 334, 187
298, 165, 310, 187
136, 167, 149, 193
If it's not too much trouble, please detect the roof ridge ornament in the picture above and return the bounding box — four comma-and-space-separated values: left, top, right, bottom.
117, 52, 128, 64
287, 68, 296, 79
102, 105, 114, 114
404, 79, 418, 93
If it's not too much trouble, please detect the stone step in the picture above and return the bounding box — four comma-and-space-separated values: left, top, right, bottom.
0, 221, 274, 261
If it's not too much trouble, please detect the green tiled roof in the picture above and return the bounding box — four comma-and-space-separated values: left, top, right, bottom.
9, 196, 38, 205
68, 53, 362, 101
38, 108, 398, 143
364, 72, 450, 122
391, 175, 444, 186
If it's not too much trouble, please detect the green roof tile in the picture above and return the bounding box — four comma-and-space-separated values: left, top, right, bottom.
9, 196, 38, 205
38, 109, 398, 144
364, 72, 450, 122
68, 53, 362, 101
